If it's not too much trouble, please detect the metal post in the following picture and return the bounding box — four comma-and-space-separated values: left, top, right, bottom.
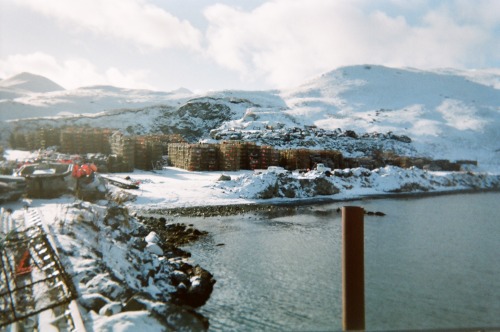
342, 206, 365, 331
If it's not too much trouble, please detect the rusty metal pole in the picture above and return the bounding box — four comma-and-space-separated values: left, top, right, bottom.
342, 206, 365, 331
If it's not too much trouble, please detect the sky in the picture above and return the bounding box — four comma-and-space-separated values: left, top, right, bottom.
0, 0, 499, 92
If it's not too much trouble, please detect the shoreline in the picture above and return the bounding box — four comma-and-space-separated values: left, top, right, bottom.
135, 187, 500, 218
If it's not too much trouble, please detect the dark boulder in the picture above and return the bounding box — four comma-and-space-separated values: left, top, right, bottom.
178, 265, 216, 308
79, 293, 110, 313
314, 177, 339, 195
123, 293, 153, 312
218, 174, 231, 181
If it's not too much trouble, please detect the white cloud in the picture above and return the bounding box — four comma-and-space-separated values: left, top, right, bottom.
204, 0, 499, 89
3, 0, 499, 91
446, 0, 500, 27
9, 0, 202, 50
0, 52, 154, 89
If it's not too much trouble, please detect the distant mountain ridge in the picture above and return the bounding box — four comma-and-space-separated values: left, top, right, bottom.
0, 72, 65, 93
0, 76, 194, 121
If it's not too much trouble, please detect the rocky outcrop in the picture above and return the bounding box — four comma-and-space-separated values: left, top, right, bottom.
167, 263, 216, 307
54, 201, 214, 330
214, 165, 500, 202
137, 216, 216, 307
211, 126, 417, 158
314, 176, 339, 195
244, 172, 340, 200
168, 98, 235, 141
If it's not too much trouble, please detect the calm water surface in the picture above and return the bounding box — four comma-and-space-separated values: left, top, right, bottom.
183, 192, 500, 331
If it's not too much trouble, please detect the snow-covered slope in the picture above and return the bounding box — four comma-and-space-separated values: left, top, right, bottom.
281, 65, 500, 164
1, 88, 288, 144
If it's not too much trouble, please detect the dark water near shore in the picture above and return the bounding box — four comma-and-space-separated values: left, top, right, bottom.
183, 192, 500, 331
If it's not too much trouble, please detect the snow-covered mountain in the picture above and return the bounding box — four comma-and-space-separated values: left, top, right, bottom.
1, 65, 499, 165
0, 72, 63, 100
0, 75, 193, 120
0, 72, 64, 93
281, 65, 500, 164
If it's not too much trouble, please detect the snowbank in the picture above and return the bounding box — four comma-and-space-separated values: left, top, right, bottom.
210, 166, 500, 203
100, 165, 500, 211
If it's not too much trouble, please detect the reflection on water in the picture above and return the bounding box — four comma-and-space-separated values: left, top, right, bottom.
183, 192, 500, 331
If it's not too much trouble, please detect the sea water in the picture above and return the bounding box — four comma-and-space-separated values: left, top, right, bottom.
183, 192, 500, 331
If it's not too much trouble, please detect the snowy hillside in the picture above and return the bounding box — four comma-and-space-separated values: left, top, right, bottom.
1, 65, 500, 165
0, 90, 286, 142
281, 65, 500, 164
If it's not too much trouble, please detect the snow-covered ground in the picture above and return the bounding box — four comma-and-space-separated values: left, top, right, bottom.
281, 65, 500, 164
89, 163, 500, 211
2, 147, 500, 331
4, 149, 500, 213
4, 148, 500, 211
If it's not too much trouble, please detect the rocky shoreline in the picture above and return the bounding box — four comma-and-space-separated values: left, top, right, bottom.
135, 215, 216, 308
142, 202, 299, 218
137, 187, 500, 218
52, 202, 218, 330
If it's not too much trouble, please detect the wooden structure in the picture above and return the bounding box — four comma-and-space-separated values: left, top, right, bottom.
168, 142, 344, 172
280, 149, 344, 170
7, 125, 472, 173
218, 141, 241, 171
10, 127, 61, 151
110, 131, 135, 172
134, 137, 163, 171
60, 127, 113, 154
168, 143, 219, 171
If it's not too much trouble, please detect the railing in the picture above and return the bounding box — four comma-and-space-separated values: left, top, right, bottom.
0, 208, 85, 331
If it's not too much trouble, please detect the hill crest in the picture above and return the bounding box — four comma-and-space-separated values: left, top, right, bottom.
0, 72, 65, 93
